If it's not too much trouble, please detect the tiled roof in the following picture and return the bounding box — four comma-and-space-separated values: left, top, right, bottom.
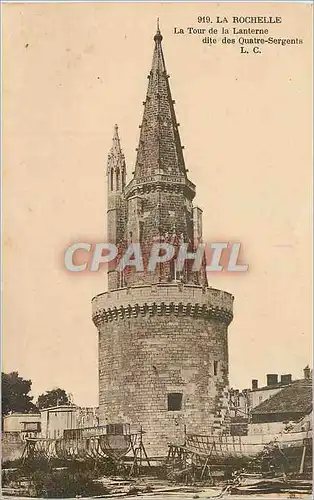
251, 379, 312, 415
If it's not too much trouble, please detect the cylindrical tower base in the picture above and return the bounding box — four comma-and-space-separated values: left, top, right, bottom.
92, 284, 233, 458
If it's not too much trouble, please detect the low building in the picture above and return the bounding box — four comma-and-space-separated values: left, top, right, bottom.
2, 413, 41, 463
249, 377, 312, 435
3, 413, 41, 434
2, 406, 99, 462
227, 366, 312, 436
228, 373, 296, 420
249, 373, 293, 409
40, 405, 98, 439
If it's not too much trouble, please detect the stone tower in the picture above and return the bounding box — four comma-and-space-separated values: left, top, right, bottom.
92, 25, 234, 457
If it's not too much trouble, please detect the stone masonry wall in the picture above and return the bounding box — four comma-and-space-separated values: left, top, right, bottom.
93, 284, 233, 457
123, 180, 201, 287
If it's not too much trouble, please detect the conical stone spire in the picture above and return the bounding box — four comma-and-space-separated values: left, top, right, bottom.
134, 22, 187, 181
121, 25, 206, 288
107, 124, 126, 183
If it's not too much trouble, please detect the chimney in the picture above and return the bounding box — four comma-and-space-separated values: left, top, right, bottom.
280, 374, 292, 385
252, 379, 258, 390
304, 365, 311, 380
267, 374, 278, 386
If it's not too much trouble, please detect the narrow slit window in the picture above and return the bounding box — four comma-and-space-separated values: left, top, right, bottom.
175, 269, 182, 281
214, 361, 219, 376
167, 393, 182, 411
170, 259, 175, 281
110, 169, 114, 191
118, 271, 126, 288
139, 221, 144, 242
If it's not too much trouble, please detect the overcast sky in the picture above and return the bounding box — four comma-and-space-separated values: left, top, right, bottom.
3, 2, 312, 406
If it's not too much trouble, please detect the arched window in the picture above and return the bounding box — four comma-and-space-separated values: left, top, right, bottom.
122, 169, 126, 190
110, 169, 114, 191
116, 168, 120, 191
170, 259, 181, 282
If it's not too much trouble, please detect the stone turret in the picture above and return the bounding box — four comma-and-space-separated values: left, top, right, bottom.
106, 124, 127, 290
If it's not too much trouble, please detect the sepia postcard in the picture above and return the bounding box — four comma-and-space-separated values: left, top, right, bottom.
1, 1, 313, 498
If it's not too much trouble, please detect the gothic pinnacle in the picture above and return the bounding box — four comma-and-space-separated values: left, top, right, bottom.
107, 124, 126, 180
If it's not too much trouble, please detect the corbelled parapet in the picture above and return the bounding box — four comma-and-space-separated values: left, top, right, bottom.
124, 175, 196, 201
92, 284, 234, 327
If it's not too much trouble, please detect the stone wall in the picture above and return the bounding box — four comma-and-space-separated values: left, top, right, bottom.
122, 179, 207, 288
248, 421, 287, 436
2, 432, 25, 463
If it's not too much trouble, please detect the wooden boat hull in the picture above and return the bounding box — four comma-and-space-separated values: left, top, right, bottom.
185, 429, 312, 462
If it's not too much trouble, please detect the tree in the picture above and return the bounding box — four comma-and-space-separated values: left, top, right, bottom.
2, 371, 38, 415
37, 388, 70, 409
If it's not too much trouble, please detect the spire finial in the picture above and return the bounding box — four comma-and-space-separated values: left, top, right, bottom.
154, 18, 163, 43
113, 124, 119, 138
